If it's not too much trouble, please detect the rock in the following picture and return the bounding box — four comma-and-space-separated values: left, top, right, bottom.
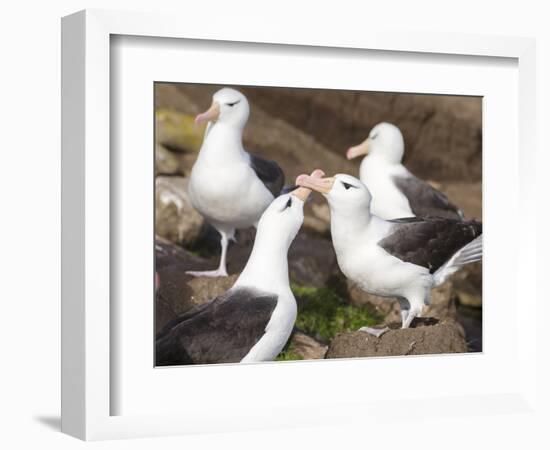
302, 200, 331, 236
213, 228, 340, 288
155, 176, 204, 246
156, 84, 357, 183
287, 331, 328, 360
451, 262, 482, 308
155, 238, 240, 331
185, 275, 239, 309
438, 181, 482, 220
156, 267, 238, 331
155, 295, 178, 334
288, 233, 339, 287
345, 279, 401, 324
424, 281, 457, 321
155, 143, 183, 176
155, 236, 205, 269
154, 84, 201, 115
344, 277, 456, 325
240, 87, 482, 182
326, 319, 467, 358
455, 305, 483, 352
155, 108, 205, 154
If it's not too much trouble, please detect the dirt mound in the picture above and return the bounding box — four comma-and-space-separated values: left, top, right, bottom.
326, 319, 467, 358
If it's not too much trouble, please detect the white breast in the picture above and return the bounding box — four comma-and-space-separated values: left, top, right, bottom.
240, 289, 297, 363
332, 219, 431, 299
188, 160, 274, 230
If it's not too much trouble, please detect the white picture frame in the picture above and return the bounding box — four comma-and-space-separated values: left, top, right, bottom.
61, 9, 538, 441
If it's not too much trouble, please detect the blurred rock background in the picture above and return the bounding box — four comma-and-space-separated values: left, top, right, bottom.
154, 83, 482, 361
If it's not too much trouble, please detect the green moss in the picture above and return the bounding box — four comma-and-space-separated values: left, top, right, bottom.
275, 350, 304, 362
291, 284, 381, 342
186, 247, 217, 259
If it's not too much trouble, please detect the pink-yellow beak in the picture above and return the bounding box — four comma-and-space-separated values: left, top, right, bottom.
346, 138, 369, 160
195, 101, 221, 125
292, 169, 325, 201
296, 171, 335, 195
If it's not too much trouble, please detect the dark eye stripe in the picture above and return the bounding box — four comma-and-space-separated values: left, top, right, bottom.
285, 198, 292, 208
227, 100, 240, 107
342, 182, 357, 190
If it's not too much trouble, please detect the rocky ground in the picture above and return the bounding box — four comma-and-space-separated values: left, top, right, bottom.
154, 83, 483, 361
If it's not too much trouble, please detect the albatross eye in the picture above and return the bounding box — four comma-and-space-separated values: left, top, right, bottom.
370, 132, 378, 140
285, 198, 292, 209
227, 100, 240, 107
342, 182, 356, 190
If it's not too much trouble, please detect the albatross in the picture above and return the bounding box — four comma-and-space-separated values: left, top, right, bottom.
187, 87, 286, 277
296, 173, 482, 332
346, 122, 464, 220
155, 171, 324, 365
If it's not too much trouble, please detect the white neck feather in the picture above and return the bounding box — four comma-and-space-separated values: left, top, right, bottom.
234, 232, 290, 296
197, 122, 247, 165
330, 206, 371, 249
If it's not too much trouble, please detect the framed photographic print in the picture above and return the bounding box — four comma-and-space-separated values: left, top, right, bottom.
61, 9, 538, 441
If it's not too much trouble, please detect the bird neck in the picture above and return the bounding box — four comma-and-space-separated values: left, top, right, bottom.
329, 204, 372, 249
197, 122, 247, 165
234, 233, 291, 295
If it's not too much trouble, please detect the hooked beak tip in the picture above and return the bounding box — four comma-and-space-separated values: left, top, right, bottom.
295, 174, 309, 185
293, 169, 326, 200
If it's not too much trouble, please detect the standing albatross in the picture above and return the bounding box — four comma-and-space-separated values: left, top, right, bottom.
155, 171, 324, 366
187, 87, 285, 277
296, 173, 482, 332
346, 122, 464, 220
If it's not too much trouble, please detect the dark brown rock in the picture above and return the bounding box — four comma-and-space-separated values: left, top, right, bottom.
288, 233, 339, 287
209, 228, 340, 288
155, 239, 240, 331
326, 319, 467, 358
451, 262, 482, 308
424, 281, 457, 321
288, 331, 328, 360
240, 87, 482, 183
155, 236, 206, 270
438, 181, 482, 220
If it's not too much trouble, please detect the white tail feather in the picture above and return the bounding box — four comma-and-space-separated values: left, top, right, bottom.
433, 235, 482, 286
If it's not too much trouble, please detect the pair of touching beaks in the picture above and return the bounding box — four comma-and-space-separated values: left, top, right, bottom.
291, 169, 326, 201
296, 171, 336, 195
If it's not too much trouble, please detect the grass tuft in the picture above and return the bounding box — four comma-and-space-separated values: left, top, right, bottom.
291, 283, 382, 342
275, 350, 304, 362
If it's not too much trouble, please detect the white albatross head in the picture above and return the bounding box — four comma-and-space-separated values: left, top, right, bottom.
296, 172, 372, 217
346, 122, 405, 165
195, 87, 250, 130
255, 169, 325, 251
235, 170, 325, 290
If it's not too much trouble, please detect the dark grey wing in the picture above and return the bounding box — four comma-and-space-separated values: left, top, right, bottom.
249, 153, 285, 197
155, 287, 278, 366
378, 217, 482, 273
393, 174, 464, 219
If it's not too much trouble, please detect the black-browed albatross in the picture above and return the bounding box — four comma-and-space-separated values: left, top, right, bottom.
187, 87, 286, 277
296, 172, 482, 333
346, 122, 464, 220
155, 171, 324, 366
